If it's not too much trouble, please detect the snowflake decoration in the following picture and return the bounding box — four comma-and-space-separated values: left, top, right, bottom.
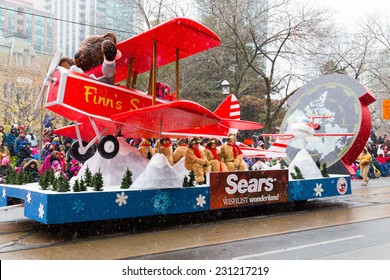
290, 183, 304, 200
26, 191, 32, 204
72, 200, 85, 213
151, 191, 172, 214
196, 194, 206, 208
314, 183, 324, 197
38, 203, 45, 219
2, 188, 6, 198
115, 192, 128, 207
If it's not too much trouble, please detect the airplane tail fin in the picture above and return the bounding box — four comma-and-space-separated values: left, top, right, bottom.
214, 94, 240, 120
213, 94, 263, 133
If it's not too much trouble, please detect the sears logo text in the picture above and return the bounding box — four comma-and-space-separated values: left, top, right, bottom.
225, 174, 275, 194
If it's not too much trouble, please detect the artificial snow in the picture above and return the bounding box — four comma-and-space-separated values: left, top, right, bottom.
71, 137, 191, 189
131, 154, 187, 189
288, 148, 322, 180
72, 138, 149, 187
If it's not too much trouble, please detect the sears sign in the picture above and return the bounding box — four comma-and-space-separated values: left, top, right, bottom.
209, 170, 289, 209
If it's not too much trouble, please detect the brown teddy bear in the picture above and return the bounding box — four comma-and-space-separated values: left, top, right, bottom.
153, 138, 174, 165
204, 138, 228, 172
184, 137, 210, 184
219, 133, 246, 171
172, 138, 188, 165
138, 138, 154, 159
59, 32, 119, 84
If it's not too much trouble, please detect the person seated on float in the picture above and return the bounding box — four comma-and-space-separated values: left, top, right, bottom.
219, 133, 246, 171
203, 138, 228, 172
153, 137, 174, 165
184, 137, 210, 184
172, 138, 188, 165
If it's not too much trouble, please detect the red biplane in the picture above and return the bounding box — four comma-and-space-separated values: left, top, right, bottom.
39, 18, 265, 162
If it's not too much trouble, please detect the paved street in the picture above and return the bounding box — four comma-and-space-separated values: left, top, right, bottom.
1, 176, 390, 259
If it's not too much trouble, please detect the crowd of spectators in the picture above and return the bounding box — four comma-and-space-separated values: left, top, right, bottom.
0, 117, 81, 182
2, 115, 388, 186
351, 130, 390, 183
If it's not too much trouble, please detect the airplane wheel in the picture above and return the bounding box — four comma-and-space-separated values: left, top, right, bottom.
70, 141, 96, 162
98, 135, 119, 159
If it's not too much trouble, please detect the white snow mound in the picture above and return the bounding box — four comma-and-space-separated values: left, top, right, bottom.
289, 149, 322, 180
131, 153, 185, 189
72, 138, 149, 187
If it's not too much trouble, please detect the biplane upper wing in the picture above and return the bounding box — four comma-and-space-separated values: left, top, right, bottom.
54, 100, 222, 142
114, 17, 222, 83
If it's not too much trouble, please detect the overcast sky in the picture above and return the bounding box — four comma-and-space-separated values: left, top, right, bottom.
323, 0, 389, 30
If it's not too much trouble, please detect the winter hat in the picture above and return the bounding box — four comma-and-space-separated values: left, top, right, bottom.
1, 156, 9, 165
189, 137, 201, 146
52, 160, 61, 171
227, 133, 237, 142
207, 138, 219, 147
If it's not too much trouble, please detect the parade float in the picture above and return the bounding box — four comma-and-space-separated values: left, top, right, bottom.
0, 18, 375, 224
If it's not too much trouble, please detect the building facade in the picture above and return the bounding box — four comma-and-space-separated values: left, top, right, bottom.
0, 0, 55, 54
43, 0, 135, 57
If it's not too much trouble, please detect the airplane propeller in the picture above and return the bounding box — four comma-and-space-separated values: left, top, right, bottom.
35, 49, 63, 110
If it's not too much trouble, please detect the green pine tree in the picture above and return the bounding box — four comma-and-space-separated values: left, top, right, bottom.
321, 163, 330, 177
290, 165, 305, 179
73, 179, 80, 192
188, 171, 196, 186
46, 169, 55, 186
22, 170, 30, 184
57, 175, 70, 192
182, 175, 189, 187
92, 169, 104, 191
5, 168, 17, 184
84, 165, 92, 187
15, 170, 24, 185
51, 176, 59, 191
120, 168, 133, 189
26, 172, 33, 183
39, 172, 50, 190
79, 177, 87, 191
38, 172, 45, 187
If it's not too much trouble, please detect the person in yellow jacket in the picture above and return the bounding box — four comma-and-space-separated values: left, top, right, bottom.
184, 137, 210, 184
203, 138, 228, 172
219, 133, 246, 171
358, 147, 372, 186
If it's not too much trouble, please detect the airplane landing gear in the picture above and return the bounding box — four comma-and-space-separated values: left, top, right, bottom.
98, 135, 120, 159
70, 141, 97, 162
